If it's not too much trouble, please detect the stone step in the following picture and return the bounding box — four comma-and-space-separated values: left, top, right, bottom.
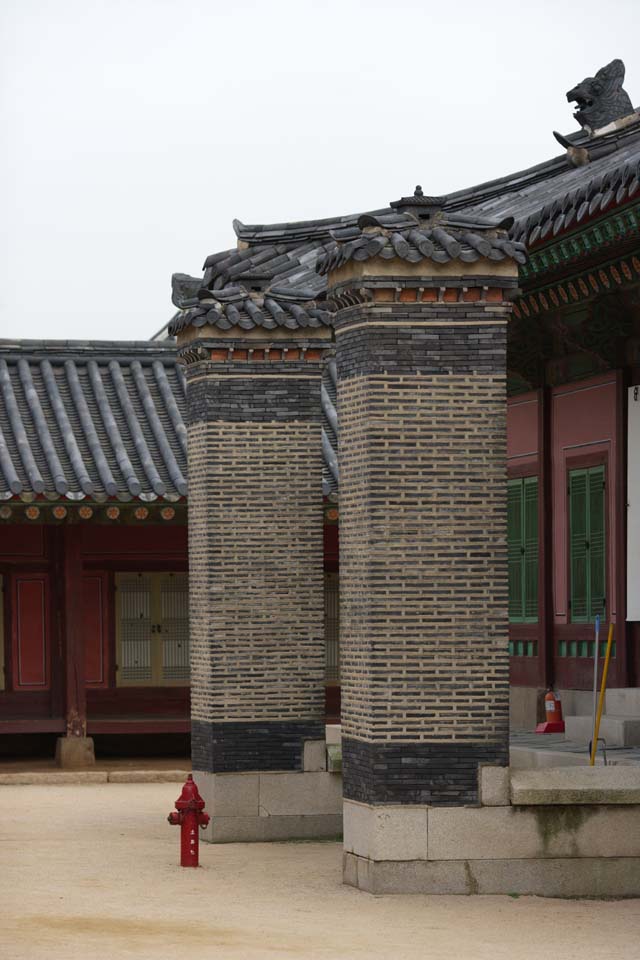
564, 714, 640, 747
510, 765, 640, 804
606, 688, 640, 715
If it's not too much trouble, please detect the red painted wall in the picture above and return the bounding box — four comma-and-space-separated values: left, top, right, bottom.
80, 525, 188, 564
1, 526, 46, 561
1, 524, 190, 731
507, 392, 539, 472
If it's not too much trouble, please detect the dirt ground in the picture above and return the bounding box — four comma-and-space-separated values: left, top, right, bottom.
1, 783, 639, 960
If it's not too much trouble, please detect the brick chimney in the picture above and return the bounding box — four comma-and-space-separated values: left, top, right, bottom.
173, 288, 340, 841
319, 193, 525, 890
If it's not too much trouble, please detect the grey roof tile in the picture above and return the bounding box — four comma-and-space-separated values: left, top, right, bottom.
1, 341, 340, 498
177, 124, 640, 335
0, 341, 187, 502
316, 209, 527, 274
168, 285, 333, 335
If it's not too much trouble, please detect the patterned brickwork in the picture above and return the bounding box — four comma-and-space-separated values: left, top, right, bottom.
342, 739, 509, 805
185, 354, 328, 772
333, 271, 516, 805
188, 363, 323, 422
192, 719, 325, 773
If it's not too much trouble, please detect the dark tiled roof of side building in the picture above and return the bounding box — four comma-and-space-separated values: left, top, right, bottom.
0, 340, 188, 502
0, 340, 340, 500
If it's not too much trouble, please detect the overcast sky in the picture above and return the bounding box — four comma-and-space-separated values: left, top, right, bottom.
1, 0, 638, 342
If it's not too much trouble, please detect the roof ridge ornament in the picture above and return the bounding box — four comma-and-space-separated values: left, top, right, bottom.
566, 59, 636, 136
390, 186, 447, 219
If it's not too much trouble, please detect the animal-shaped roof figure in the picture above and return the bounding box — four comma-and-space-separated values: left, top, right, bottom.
567, 59, 635, 134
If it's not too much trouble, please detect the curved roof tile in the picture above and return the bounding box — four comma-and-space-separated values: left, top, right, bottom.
0, 341, 339, 500
0, 342, 187, 502
316, 218, 527, 274
168, 285, 333, 336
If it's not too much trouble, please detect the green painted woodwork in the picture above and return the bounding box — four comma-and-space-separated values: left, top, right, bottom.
508, 476, 539, 627
569, 466, 606, 624
524, 478, 539, 620
509, 638, 538, 657
520, 202, 640, 281
559, 638, 615, 659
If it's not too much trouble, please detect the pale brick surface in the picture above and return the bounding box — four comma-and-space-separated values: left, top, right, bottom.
188, 419, 325, 726
339, 371, 509, 744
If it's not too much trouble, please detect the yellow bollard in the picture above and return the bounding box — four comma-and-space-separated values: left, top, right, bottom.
589, 622, 614, 766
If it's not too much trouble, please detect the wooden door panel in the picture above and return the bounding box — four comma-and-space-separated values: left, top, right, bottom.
11, 575, 49, 689
83, 573, 108, 687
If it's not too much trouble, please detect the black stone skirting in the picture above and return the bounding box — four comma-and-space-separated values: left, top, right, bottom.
336, 320, 506, 379
342, 736, 509, 806
192, 719, 326, 773
187, 373, 322, 424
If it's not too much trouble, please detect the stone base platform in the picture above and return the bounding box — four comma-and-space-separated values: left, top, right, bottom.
344, 853, 640, 896
343, 766, 640, 896
195, 757, 343, 843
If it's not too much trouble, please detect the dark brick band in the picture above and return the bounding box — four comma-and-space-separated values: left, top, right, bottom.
342, 736, 509, 806
336, 320, 506, 379
188, 370, 322, 423
192, 719, 325, 773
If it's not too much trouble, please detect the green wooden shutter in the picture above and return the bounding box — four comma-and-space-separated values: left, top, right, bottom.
588, 466, 606, 620
570, 465, 606, 624
569, 470, 589, 622
523, 477, 539, 621
508, 479, 524, 621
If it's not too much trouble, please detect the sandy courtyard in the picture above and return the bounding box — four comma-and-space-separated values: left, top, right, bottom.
1, 782, 639, 960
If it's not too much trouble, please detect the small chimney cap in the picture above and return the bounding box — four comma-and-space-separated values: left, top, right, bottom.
390, 187, 447, 216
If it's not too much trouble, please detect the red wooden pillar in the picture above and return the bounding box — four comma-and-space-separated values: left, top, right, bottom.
539, 385, 554, 693
55, 523, 94, 766
63, 524, 86, 735
616, 368, 631, 686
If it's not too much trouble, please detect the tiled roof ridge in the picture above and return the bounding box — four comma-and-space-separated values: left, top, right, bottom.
0, 338, 179, 361
168, 282, 332, 336
176, 118, 640, 331
222, 121, 640, 255
232, 208, 401, 243
317, 218, 527, 275
446, 117, 640, 207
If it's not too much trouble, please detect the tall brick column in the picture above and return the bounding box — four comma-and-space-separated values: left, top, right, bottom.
174, 292, 341, 841
320, 194, 525, 891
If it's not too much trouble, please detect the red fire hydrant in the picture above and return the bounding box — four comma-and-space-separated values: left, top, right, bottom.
168, 774, 210, 867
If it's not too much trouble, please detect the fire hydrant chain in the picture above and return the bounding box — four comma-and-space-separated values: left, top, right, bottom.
168, 774, 210, 867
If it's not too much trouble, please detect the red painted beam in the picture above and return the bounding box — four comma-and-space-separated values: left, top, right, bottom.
86, 718, 190, 734
0, 718, 66, 734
